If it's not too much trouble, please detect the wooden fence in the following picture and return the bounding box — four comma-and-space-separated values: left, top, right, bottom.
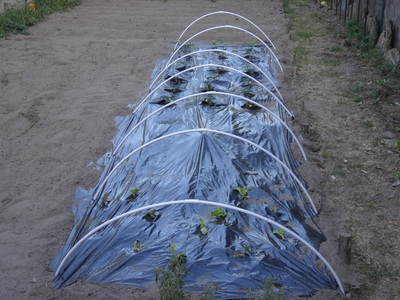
322, 0, 399, 50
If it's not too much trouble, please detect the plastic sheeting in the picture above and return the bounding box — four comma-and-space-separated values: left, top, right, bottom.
52, 41, 340, 298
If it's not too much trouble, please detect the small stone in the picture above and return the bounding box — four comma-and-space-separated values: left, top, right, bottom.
344, 159, 348, 164
392, 181, 400, 187
331, 175, 336, 181
383, 131, 396, 139
244, 171, 258, 175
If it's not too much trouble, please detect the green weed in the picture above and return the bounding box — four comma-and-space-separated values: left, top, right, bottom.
344, 19, 375, 51
200, 283, 218, 300
330, 45, 342, 52
321, 148, 331, 159
155, 244, 188, 300
293, 45, 308, 69
253, 278, 285, 300
0, 0, 80, 37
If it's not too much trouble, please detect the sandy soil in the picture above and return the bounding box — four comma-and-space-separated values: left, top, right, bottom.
2, 0, 392, 299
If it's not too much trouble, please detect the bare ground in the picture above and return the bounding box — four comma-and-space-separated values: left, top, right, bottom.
283, 2, 400, 299
0, 0, 399, 299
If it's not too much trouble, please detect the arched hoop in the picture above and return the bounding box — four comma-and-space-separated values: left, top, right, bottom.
134, 63, 293, 118
166, 25, 283, 72
149, 48, 283, 101
174, 11, 276, 50
95, 129, 316, 214
112, 91, 306, 160
54, 199, 343, 294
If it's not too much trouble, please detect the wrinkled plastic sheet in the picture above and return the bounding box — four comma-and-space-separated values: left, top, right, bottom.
52, 43, 338, 298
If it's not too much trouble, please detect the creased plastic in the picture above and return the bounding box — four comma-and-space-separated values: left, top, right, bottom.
52, 42, 339, 298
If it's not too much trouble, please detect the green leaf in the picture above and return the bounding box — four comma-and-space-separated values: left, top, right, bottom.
130, 188, 139, 195
273, 228, 286, 240
146, 209, 156, 218
233, 186, 252, 199
133, 240, 141, 252
101, 192, 110, 204
210, 207, 230, 220
170, 244, 176, 256
199, 218, 208, 235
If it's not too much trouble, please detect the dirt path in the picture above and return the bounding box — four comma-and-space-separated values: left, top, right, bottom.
284, 2, 400, 299
0, 1, 298, 299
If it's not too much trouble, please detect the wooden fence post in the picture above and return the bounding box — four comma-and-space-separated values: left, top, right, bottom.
338, 233, 352, 264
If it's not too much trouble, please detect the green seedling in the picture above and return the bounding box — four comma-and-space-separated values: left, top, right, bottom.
130, 188, 139, 196
175, 60, 187, 71
244, 68, 260, 79
101, 192, 110, 206
181, 42, 195, 53
164, 84, 182, 95
210, 207, 230, 220
271, 205, 279, 214
242, 101, 260, 110
133, 240, 143, 252
233, 186, 252, 199
155, 95, 175, 105
273, 228, 286, 240
396, 172, 400, 178
243, 90, 255, 100
199, 218, 208, 235
126, 188, 140, 201
212, 68, 227, 75
396, 141, 400, 151
233, 245, 250, 258
201, 95, 216, 106
201, 77, 215, 92
218, 53, 227, 60
240, 76, 256, 87
244, 43, 255, 54
147, 209, 157, 218
143, 209, 160, 222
